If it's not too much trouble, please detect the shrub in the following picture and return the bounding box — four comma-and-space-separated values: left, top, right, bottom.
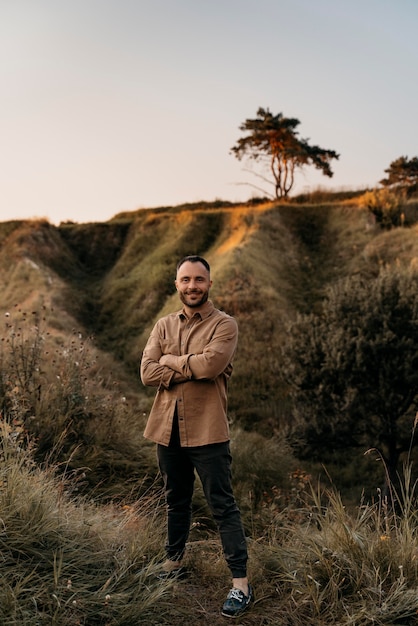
229, 429, 297, 525
361, 188, 404, 229
0, 309, 155, 499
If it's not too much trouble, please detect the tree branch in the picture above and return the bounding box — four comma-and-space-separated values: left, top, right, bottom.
232, 181, 275, 199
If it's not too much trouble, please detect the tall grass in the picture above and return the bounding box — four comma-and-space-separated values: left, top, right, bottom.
0, 308, 156, 498
253, 467, 418, 626
3, 415, 418, 625
0, 419, 175, 626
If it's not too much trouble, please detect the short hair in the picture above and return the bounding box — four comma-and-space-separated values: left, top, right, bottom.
176, 255, 210, 273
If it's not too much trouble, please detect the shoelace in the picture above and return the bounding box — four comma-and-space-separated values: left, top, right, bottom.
229, 588, 245, 601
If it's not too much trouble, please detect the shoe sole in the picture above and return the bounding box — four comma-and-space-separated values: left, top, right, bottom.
221, 604, 251, 618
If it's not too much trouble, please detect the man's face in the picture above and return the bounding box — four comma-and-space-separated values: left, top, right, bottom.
175, 261, 212, 309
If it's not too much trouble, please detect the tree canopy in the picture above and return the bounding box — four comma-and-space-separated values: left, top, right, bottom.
281, 266, 418, 488
231, 107, 339, 199
380, 156, 418, 194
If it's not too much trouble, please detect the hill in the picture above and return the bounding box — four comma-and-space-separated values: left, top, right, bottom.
1, 196, 418, 496
3, 197, 418, 624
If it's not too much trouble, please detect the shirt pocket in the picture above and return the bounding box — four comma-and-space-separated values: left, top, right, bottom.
160, 338, 180, 355
187, 331, 213, 353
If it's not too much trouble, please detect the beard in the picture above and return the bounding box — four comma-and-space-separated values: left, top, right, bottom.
179, 289, 209, 308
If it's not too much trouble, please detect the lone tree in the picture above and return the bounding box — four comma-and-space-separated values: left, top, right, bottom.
281, 266, 418, 491
380, 155, 418, 195
231, 107, 339, 199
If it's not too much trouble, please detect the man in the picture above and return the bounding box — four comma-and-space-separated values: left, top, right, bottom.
140, 255, 253, 618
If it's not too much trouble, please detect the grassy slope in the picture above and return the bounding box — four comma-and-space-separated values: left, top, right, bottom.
3, 200, 418, 439
0, 219, 155, 497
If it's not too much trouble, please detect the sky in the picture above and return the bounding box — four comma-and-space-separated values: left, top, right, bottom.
1, 0, 418, 224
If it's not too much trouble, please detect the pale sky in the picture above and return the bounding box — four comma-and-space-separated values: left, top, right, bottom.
1, 0, 417, 224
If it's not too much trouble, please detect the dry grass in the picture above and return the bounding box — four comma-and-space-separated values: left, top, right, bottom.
3, 421, 418, 625
0, 308, 154, 498
0, 420, 173, 625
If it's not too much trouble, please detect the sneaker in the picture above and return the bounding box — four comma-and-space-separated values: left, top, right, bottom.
156, 566, 189, 581
221, 584, 253, 618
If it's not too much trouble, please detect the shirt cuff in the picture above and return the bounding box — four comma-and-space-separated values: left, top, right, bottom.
158, 367, 176, 390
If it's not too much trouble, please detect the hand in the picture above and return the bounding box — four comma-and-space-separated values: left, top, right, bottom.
159, 354, 172, 367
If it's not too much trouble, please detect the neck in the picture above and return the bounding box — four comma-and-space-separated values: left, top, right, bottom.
183, 305, 199, 318
183, 300, 209, 318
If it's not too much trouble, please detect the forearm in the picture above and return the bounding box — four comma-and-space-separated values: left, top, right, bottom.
159, 333, 237, 380
140, 358, 173, 388
141, 316, 237, 387
159, 353, 192, 377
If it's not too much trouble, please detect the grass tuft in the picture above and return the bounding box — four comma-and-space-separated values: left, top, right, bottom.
0, 420, 173, 625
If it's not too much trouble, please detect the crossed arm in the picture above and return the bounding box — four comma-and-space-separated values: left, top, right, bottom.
140, 318, 238, 390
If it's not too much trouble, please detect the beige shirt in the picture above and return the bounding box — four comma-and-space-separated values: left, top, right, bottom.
140, 300, 238, 447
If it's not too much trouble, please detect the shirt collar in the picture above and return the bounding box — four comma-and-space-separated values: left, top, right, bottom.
178, 300, 214, 321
